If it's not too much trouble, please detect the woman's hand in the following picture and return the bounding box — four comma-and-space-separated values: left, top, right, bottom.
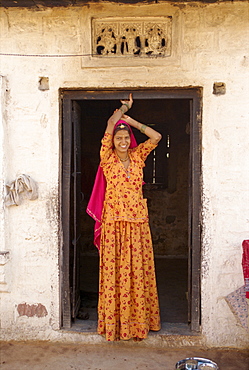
122, 115, 162, 144
121, 114, 130, 120
105, 94, 133, 134
120, 93, 133, 110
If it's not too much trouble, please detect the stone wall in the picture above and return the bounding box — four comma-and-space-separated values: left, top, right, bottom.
0, 1, 248, 347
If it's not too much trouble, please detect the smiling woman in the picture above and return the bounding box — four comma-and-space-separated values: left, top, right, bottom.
86, 93, 162, 341
113, 126, 131, 159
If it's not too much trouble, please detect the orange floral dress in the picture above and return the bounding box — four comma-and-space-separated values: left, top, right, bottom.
98, 132, 161, 341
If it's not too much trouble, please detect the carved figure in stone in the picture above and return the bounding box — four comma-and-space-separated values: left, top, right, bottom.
93, 18, 171, 58
122, 27, 140, 55
96, 27, 117, 55
144, 25, 166, 56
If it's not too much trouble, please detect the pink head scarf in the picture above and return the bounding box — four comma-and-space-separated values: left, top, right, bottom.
86, 120, 137, 250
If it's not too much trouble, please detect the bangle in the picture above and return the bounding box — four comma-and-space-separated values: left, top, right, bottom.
123, 103, 130, 111
119, 107, 125, 114
140, 124, 147, 134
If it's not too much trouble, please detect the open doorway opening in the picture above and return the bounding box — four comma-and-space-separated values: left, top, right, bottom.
61, 89, 202, 333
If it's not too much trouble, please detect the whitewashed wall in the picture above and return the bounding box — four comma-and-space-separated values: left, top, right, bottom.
0, 1, 248, 347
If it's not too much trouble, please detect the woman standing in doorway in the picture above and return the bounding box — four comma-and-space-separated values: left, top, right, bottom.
87, 93, 161, 341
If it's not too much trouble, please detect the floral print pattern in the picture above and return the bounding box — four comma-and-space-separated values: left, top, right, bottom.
98, 133, 161, 341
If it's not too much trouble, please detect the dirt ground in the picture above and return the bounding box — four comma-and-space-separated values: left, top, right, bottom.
0, 341, 248, 370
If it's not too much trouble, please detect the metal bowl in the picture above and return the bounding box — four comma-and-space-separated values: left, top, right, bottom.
175, 357, 218, 370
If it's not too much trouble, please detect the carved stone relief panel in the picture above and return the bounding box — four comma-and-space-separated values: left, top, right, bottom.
92, 17, 172, 57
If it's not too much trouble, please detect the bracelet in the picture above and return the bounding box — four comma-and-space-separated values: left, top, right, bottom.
140, 124, 147, 134
123, 103, 130, 111
119, 106, 126, 114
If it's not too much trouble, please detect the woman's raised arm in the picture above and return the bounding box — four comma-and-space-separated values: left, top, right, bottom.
122, 115, 162, 145
105, 93, 133, 135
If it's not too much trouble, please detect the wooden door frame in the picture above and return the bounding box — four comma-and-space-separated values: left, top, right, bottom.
60, 87, 202, 332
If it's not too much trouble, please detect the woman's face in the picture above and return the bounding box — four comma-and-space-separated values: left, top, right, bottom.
113, 129, 131, 155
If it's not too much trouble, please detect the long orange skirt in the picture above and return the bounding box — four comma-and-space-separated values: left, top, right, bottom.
98, 220, 161, 341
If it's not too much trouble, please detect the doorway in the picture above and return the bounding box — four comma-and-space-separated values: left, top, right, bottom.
61, 89, 202, 333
